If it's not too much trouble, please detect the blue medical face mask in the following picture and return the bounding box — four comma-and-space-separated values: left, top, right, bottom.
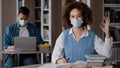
19, 19, 28, 26
70, 18, 83, 28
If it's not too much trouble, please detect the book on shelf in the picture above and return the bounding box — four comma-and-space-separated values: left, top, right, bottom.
43, 27, 49, 40
35, 0, 41, 7
104, 8, 120, 23
35, 9, 41, 20
109, 47, 120, 61
114, 29, 120, 41
43, 13, 49, 24
18, 0, 22, 9
104, 0, 120, 4
110, 27, 120, 41
43, 0, 49, 9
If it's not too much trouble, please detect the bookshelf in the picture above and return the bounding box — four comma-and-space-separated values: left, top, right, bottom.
41, 0, 51, 45
17, 0, 51, 44
103, 0, 120, 44
103, 0, 120, 63
35, 0, 41, 31
17, 0, 62, 47
16, 0, 23, 18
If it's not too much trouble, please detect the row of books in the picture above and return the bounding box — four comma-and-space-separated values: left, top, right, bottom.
104, 0, 120, 4
104, 8, 120, 23
108, 47, 120, 61
35, 10, 49, 22
110, 27, 120, 41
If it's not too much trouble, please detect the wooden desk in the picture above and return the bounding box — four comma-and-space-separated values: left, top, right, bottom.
0, 50, 52, 66
13, 63, 114, 68
13, 64, 41, 68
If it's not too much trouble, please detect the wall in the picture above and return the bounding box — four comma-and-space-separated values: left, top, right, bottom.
52, 0, 62, 47
0, 0, 2, 64
91, 0, 103, 38
0, 0, 17, 65
2, 0, 17, 35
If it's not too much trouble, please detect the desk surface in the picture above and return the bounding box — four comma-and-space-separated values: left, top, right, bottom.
13, 63, 113, 68
0, 50, 52, 65
0, 50, 52, 54
13, 64, 41, 68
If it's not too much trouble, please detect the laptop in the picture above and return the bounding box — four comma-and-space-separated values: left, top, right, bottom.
14, 37, 36, 51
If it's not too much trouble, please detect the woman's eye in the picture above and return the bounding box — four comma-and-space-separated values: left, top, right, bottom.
71, 16, 74, 18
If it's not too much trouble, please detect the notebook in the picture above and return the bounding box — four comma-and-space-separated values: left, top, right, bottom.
14, 37, 36, 51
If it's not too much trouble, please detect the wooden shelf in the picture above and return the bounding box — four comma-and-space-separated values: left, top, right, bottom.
43, 24, 49, 26
112, 41, 120, 48
43, 9, 49, 11
35, 7, 41, 9
41, 0, 52, 45
35, 20, 41, 22
104, 4, 120, 8
110, 23, 120, 26
110, 23, 120, 29
113, 41, 120, 44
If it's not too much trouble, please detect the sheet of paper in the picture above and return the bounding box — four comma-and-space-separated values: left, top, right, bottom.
38, 61, 87, 68
38, 63, 56, 68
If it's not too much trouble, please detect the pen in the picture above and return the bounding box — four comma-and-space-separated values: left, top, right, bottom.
66, 58, 69, 62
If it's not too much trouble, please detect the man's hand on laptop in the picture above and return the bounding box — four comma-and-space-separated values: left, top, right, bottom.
6, 46, 14, 51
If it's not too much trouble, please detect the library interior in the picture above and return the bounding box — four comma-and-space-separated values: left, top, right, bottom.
0, 0, 120, 68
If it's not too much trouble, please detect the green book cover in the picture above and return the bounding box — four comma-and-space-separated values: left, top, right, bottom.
85, 55, 106, 60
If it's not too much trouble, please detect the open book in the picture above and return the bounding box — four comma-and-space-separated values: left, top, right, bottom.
57, 61, 87, 68
38, 61, 87, 68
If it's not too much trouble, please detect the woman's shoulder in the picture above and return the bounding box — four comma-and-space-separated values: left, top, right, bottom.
63, 28, 70, 32
88, 30, 95, 34
87, 30, 96, 37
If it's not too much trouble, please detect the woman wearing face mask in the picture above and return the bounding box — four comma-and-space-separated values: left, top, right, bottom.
52, 2, 113, 64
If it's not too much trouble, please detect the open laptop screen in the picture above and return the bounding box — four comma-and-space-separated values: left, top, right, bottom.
14, 37, 36, 51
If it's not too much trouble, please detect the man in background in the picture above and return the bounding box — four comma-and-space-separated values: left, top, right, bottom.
3, 7, 44, 68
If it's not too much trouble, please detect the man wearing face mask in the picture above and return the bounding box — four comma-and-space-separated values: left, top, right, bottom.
3, 7, 45, 68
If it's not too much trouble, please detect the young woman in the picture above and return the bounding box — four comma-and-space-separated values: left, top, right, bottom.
52, 2, 113, 64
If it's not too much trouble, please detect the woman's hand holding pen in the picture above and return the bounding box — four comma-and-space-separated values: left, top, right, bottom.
56, 58, 66, 64
100, 17, 110, 38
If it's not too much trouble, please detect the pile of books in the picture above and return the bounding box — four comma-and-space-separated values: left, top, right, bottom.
85, 55, 107, 67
